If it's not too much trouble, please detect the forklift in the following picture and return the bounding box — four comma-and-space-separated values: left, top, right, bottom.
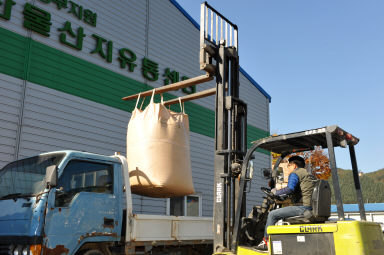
196, 3, 384, 254
123, 2, 384, 254
233, 126, 384, 255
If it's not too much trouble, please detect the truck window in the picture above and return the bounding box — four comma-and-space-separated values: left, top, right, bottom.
0, 153, 65, 198
186, 195, 200, 216
168, 195, 202, 217
55, 160, 113, 207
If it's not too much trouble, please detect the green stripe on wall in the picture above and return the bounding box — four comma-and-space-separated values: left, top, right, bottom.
0, 27, 269, 153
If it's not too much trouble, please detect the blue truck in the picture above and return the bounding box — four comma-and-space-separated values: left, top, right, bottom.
0, 150, 213, 255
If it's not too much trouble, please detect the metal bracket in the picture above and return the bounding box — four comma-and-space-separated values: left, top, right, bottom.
216, 150, 246, 156
220, 173, 230, 179
122, 74, 213, 101
225, 96, 247, 111
226, 47, 238, 58
225, 96, 233, 110
245, 179, 252, 193
200, 44, 217, 74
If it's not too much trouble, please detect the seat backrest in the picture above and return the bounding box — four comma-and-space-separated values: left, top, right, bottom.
311, 180, 331, 218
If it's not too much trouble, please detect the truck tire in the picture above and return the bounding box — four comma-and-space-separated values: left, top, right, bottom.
82, 249, 104, 255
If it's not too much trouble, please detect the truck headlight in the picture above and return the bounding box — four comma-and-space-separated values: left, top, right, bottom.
12, 245, 32, 255
22, 247, 29, 255
13, 246, 21, 255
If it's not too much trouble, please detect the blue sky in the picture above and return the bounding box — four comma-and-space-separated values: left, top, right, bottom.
175, 0, 384, 173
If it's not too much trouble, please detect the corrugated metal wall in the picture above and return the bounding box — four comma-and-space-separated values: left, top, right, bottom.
0, 75, 23, 166
0, 0, 270, 216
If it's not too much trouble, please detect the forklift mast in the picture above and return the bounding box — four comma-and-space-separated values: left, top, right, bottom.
200, 2, 247, 252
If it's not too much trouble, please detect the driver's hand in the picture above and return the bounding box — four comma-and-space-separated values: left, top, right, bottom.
271, 188, 277, 195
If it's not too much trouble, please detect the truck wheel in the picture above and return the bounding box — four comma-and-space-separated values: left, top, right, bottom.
83, 249, 104, 255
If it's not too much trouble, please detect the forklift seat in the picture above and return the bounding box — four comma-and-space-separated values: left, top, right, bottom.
283, 180, 331, 224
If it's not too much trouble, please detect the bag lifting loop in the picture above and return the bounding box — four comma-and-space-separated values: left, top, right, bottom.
135, 93, 141, 109
150, 89, 156, 103
139, 97, 146, 110
178, 97, 185, 114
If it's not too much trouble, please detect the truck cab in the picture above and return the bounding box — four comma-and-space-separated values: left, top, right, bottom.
0, 151, 123, 255
0, 150, 213, 255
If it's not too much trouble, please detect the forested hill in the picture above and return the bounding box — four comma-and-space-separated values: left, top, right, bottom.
329, 168, 384, 204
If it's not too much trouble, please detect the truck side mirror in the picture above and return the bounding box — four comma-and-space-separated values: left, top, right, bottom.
276, 167, 283, 175
46, 165, 58, 188
248, 161, 254, 179
262, 167, 272, 179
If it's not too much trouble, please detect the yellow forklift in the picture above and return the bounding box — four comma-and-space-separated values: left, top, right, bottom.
232, 126, 384, 255
196, 2, 384, 254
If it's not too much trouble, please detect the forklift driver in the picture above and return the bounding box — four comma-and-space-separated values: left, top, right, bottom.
257, 156, 317, 251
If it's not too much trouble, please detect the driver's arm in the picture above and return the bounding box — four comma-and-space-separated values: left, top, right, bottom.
275, 173, 299, 197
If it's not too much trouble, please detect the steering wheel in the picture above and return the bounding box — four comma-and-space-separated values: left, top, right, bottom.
261, 187, 274, 198
261, 187, 286, 202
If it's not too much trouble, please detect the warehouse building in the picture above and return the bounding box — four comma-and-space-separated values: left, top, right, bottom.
0, 0, 271, 217
331, 203, 384, 231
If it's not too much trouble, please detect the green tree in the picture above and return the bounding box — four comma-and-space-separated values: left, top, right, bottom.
329, 168, 384, 204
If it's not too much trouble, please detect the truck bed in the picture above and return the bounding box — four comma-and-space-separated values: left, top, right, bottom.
116, 155, 213, 246
128, 214, 213, 245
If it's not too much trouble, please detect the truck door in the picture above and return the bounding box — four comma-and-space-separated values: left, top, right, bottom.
43, 159, 121, 253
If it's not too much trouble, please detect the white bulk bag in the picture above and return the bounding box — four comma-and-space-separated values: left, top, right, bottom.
127, 90, 194, 197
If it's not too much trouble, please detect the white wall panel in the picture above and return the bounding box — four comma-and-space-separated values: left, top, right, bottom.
240, 75, 270, 131
18, 83, 127, 157
189, 133, 214, 216
0, 74, 23, 167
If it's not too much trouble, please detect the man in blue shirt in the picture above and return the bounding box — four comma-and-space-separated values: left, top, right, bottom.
257, 156, 316, 251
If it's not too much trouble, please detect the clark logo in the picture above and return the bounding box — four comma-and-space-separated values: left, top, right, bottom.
216, 183, 222, 203
300, 226, 323, 233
